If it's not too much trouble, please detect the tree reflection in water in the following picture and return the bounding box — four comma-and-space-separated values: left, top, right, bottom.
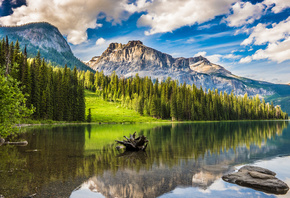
0, 121, 289, 198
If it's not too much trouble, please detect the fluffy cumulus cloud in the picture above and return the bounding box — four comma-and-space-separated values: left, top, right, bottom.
0, 0, 129, 45
225, 0, 290, 27
225, 2, 265, 27
95, 38, 106, 46
252, 38, 290, 63
240, 17, 290, 63
264, 0, 290, 13
127, 0, 237, 35
241, 17, 290, 46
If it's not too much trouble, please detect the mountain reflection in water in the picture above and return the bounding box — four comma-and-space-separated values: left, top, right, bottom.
71, 121, 290, 198
0, 121, 289, 198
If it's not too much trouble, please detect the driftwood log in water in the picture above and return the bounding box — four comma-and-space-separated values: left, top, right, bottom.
115, 132, 148, 151
3, 140, 28, 146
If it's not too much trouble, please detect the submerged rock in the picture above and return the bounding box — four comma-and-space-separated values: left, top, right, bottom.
222, 165, 289, 195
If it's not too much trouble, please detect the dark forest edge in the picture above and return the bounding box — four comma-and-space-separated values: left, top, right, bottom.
0, 37, 288, 139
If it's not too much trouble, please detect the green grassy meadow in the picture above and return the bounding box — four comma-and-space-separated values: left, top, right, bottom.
85, 90, 160, 123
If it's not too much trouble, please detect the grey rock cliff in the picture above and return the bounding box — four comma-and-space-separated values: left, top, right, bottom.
91, 40, 273, 96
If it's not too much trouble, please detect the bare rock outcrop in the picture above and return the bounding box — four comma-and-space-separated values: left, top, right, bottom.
222, 165, 289, 195
91, 40, 274, 97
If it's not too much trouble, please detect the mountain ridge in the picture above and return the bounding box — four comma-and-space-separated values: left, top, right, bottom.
90, 40, 273, 95
88, 40, 290, 113
0, 22, 94, 72
93, 40, 232, 77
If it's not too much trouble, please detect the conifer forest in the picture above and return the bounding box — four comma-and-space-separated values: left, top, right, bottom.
84, 70, 288, 121
0, 37, 288, 136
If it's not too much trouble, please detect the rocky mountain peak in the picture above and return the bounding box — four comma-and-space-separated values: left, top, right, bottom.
108, 42, 123, 50
88, 40, 281, 99
91, 40, 233, 77
191, 55, 211, 65
126, 40, 143, 47
106, 40, 143, 52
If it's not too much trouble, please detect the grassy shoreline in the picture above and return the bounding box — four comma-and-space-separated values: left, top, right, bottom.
16, 90, 290, 127
85, 90, 162, 123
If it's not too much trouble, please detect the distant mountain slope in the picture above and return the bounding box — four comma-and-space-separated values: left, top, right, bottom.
88, 40, 290, 113
0, 22, 94, 72
90, 40, 273, 95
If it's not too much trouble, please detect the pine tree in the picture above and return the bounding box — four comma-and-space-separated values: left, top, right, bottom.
78, 80, 86, 121
170, 86, 177, 121
87, 108, 92, 122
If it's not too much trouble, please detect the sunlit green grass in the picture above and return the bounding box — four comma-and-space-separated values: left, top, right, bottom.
85, 90, 160, 123
83, 123, 171, 151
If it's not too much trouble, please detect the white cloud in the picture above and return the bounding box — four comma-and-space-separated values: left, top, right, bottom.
239, 56, 252, 63
128, 0, 237, 35
240, 16, 290, 63
224, 54, 241, 59
252, 37, 290, 63
194, 51, 207, 57
241, 17, 290, 46
264, 0, 290, 13
95, 38, 106, 46
194, 51, 239, 63
186, 38, 195, 44
194, 51, 221, 63
225, 2, 265, 27
0, 0, 3, 7
240, 37, 290, 63
207, 54, 222, 63
197, 23, 217, 30
0, 0, 130, 45
225, 0, 290, 30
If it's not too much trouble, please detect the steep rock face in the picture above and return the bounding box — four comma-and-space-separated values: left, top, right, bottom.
91, 40, 273, 96
0, 22, 72, 53
0, 22, 94, 71
93, 41, 231, 76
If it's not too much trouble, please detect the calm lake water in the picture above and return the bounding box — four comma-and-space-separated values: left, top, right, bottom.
1, 121, 290, 198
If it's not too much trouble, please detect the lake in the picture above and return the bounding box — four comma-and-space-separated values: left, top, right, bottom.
1, 121, 290, 198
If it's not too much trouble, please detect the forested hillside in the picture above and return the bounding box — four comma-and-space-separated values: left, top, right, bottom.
0, 36, 288, 139
0, 37, 86, 129
83, 70, 288, 121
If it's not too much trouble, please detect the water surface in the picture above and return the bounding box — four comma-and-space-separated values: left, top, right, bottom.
0, 121, 290, 198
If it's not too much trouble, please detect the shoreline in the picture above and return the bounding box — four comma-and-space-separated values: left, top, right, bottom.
16, 119, 290, 128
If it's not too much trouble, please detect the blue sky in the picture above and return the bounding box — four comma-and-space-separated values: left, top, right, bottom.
0, 0, 290, 84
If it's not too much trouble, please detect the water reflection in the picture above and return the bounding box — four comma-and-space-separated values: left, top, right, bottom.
0, 121, 289, 198
117, 151, 148, 165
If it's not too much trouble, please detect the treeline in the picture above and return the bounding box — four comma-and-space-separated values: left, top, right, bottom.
0, 37, 86, 121
83, 70, 288, 121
